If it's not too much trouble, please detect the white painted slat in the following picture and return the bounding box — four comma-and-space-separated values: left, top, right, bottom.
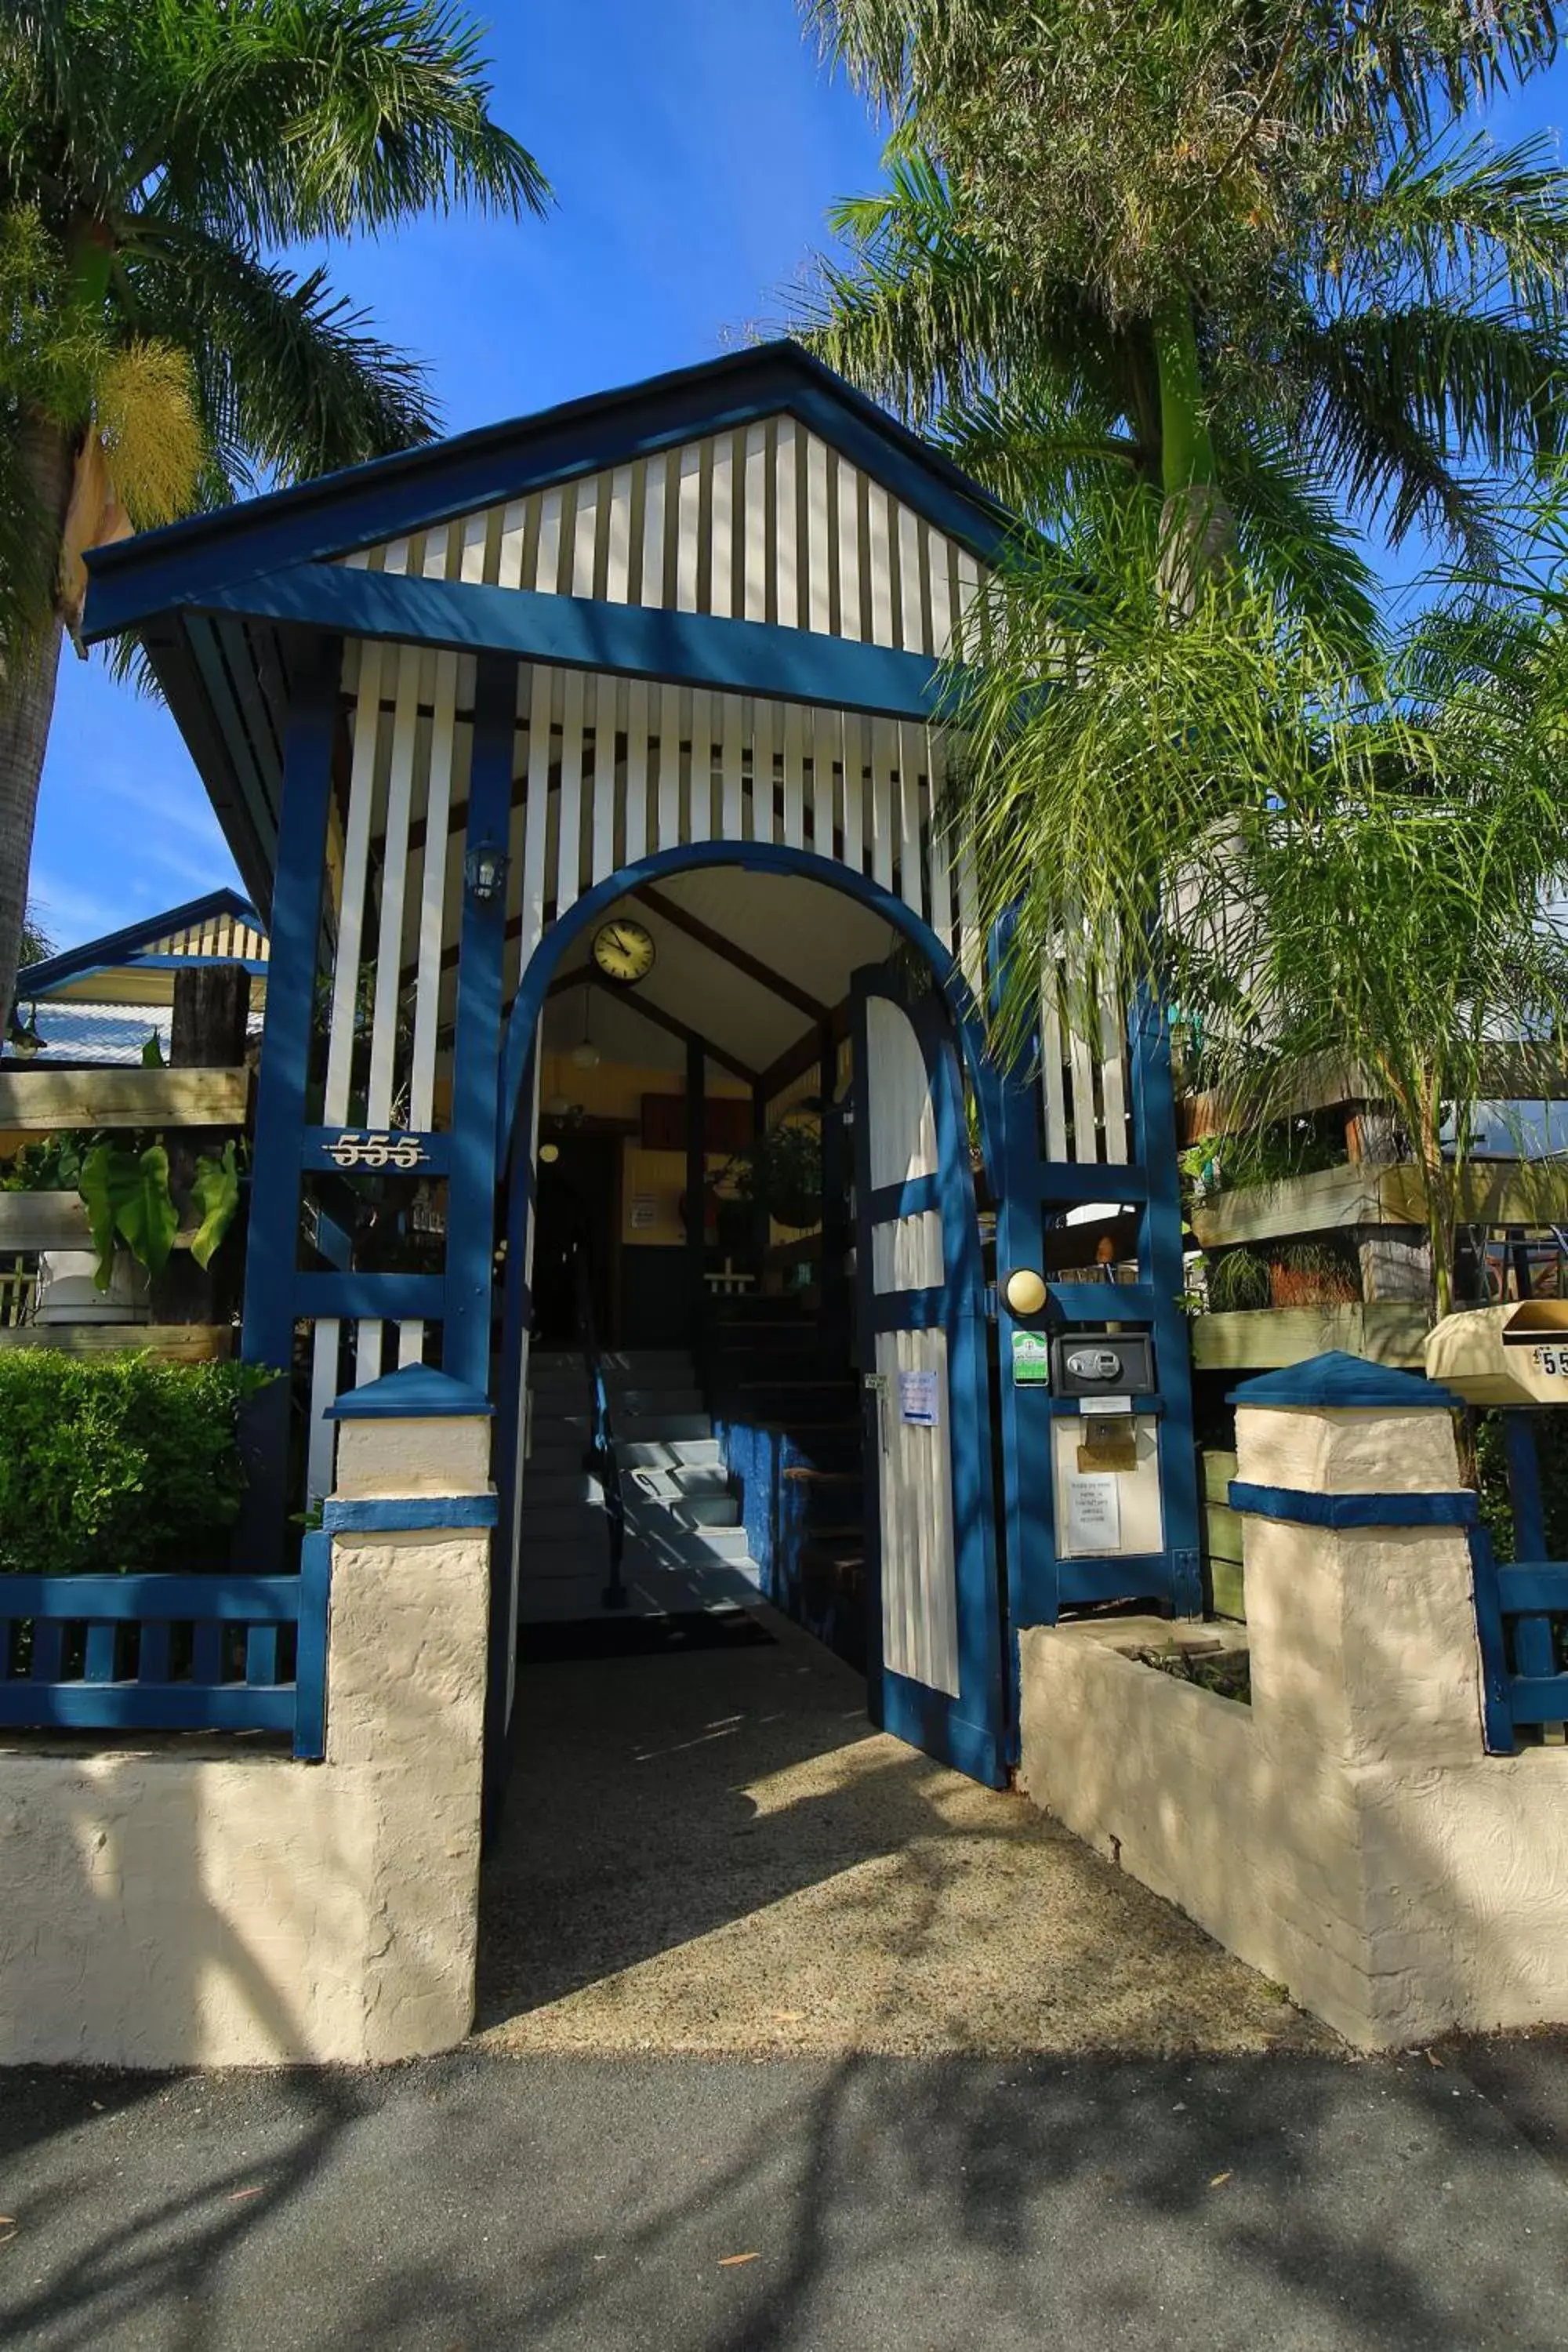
591, 673, 619, 882
518, 665, 554, 967
805, 433, 832, 635
866, 484, 895, 648
710, 439, 733, 620
497, 501, 527, 591
367, 645, 420, 1126
1040, 953, 1070, 1162
572, 477, 598, 599
623, 677, 650, 865
1064, 931, 1098, 1162
837, 455, 862, 640
306, 1320, 340, 1504
898, 504, 924, 653
605, 466, 633, 604
954, 548, 982, 656
956, 834, 984, 1000
781, 699, 805, 850
1098, 965, 1131, 1166
928, 536, 954, 659
323, 642, 383, 1120
840, 710, 864, 871
809, 707, 838, 856
676, 443, 702, 614
656, 683, 682, 849
743, 424, 768, 622
555, 668, 586, 912
749, 698, 775, 844
869, 717, 896, 891
720, 691, 745, 840
926, 729, 954, 944
688, 687, 713, 844
896, 721, 924, 917
641, 460, 666, 608
409, 646, 459, 1129
535, 487, 564, 594
775, 419, 799, 629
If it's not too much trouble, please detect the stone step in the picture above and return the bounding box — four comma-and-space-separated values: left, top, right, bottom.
520, 1501, 611, 1541
532, 1409, 713, 1446
530, 1390, 706, 1426
615, 1436, 723, 1470
620, 1462, 732, 1501
625, 1523, 753, 1567
529, 1349, 695, 1391
623, 1490, 740, 1531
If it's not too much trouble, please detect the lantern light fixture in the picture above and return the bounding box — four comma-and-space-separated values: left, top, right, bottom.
464, 838, 510, 905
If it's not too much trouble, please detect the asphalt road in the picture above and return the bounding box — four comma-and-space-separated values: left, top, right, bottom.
3, 2042, 1568, 2351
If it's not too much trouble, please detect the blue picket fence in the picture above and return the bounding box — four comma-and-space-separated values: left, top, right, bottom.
0, 1531, 331, 1759
1469, 1410, 1568, 1752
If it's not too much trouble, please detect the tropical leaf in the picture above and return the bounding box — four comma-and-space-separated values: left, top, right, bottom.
188, 1142, 241, 1272
77, 1141, 179, 1287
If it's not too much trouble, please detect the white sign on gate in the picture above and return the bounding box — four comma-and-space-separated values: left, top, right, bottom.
898, 1368, 940, 1427
1064, 1471, 1122, 1554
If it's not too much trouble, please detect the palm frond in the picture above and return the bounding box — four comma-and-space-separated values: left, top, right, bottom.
1333, 130, 1568, 309
1214, 424, 1383, 662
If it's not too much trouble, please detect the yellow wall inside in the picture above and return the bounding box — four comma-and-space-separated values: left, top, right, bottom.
536, 1056, 750, 1250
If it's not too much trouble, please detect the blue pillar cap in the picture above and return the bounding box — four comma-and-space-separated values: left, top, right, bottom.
1227, 1350, 1458, 1411
326, 1363, 495, 1421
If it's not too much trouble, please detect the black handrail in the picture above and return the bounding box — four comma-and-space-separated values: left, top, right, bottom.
574, 1250, 627, 1610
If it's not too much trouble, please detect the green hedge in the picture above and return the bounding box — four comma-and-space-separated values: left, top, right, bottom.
0, 1352, 271, 1577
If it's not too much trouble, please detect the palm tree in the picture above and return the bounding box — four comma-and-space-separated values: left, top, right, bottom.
799, 2, 1568, 619
0, 0, 549, 1028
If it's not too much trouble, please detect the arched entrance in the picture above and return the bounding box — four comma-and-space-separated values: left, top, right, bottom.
490, 846, 1010, 1792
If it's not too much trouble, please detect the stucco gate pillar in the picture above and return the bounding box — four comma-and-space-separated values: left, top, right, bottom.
1020, 1351, 1568, 2048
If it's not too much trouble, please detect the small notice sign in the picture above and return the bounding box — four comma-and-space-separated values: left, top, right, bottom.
1011, 1330, 1051, 1386
1065, 1471, 1122, 1554
630, 1194, 657, 1231
898, 1368, 939, 1427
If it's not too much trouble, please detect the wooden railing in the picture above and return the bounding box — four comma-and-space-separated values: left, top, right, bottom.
0, 1533, 330, 1759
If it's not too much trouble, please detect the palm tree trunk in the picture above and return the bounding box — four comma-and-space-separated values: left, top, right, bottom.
0, 417, 74, 1031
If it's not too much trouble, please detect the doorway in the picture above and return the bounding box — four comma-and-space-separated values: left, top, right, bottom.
531, 1133, 620, 1347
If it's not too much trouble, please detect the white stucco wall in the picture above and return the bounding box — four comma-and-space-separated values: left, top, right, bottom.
0, 1413, 492, 2069
1019, 1401, 1568, 2049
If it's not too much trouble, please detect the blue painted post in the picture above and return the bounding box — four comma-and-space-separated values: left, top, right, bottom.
237, 635, 342, 1571
485, 1044, 535, 1829
445, 654, 516, 1392
1503, 1410, 1556, 1686
1128, 982, 1203, 1615
293, 1528, 332, 1760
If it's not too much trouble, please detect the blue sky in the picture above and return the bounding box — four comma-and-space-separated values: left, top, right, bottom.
32, 1, 884, 952
29, 8, 1568, 954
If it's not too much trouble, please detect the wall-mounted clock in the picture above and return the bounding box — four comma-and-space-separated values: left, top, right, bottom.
592, 918, 656, 985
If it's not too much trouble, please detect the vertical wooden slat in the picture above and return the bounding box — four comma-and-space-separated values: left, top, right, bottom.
743, 424, 769, 622
956, 834, 984, 999
605, 466, 633, 603
805, 433, 833, 634
623, 677, 650, 864
1065, 929, 1099, 1162
866, 485, 895, 647
840, 710, 865, 872
749, 698, 775, 844
366, 643, 419, 1125
535, 486, 564, 593
869, 717, 896, 891
688, 687, 713, 844
720, 691, 745, 840
84, 1621, 118, 1682
809, 707, 839, 855
898, 506, 925, 652
781, 699, 805, 850
897, 720, 925, 916
306, 1317, 339, 1504
837, 456, 862, 640
676, 444, 702, 612
555, 668, 586, 911
1040, 953, 1070, 1161
591, 673, 619, 881
572, 477, 598, 598
656, 682, 683, 849
640, 459, 666, 607
775, 419, 799, 629
926, 728, 954, 944
497, 500, 527, 592
954, 547, 982, 657
1098, 964, 1131, 1166
518, 665, 553, 968
710, 437, 733, 619
322, 645, 383, 1117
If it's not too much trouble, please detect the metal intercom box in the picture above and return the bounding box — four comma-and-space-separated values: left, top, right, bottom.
1050, 1332, 1156, 1398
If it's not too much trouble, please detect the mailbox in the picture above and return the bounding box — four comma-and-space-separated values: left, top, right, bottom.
1050, 1331, 1156, 1398
1425, 1300, 1568, 1406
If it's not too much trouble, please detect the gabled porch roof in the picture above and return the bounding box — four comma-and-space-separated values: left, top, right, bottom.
78, 344, 1014, 916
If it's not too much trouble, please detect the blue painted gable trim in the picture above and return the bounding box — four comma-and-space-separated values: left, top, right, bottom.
326, 1363, 495, 1420
84, 341, 1015, 638
1227, 1350, 1459, 1411
1229, 1480, 1478, 1530
16, 886, 264, 998
186, 561, 948, 723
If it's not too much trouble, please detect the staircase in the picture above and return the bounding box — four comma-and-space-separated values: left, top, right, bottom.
706, 1298, 869, 1667
517, 1348, 764, 1624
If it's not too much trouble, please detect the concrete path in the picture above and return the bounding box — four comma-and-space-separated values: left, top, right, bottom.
5, 2045, 1568, 2350
477, 1612, 1330, 2056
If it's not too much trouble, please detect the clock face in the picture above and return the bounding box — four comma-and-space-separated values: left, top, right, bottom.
592, 918, 655, 985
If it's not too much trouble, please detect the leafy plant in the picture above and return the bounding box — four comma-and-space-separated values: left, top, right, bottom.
720, 1120, 824, 1230
0, 1352, 274, 1576
1206, 1247, 1272, 1313
79, 1140, 180, 1284
187, 1142, 241, 1273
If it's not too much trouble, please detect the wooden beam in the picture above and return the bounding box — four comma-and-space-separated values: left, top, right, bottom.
548, 969, 757, 1083
0, 1067, 249, 1134
633, 884, 830, 1022
0, 1323, 235, 1361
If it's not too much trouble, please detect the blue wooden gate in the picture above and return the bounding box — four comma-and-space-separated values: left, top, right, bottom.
851, 965, 1007, 1788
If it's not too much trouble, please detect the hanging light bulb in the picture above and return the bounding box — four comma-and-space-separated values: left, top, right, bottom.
570, 982, 601, 1069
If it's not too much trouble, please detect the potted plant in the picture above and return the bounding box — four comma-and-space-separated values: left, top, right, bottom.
719, 1120, 823, 1233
